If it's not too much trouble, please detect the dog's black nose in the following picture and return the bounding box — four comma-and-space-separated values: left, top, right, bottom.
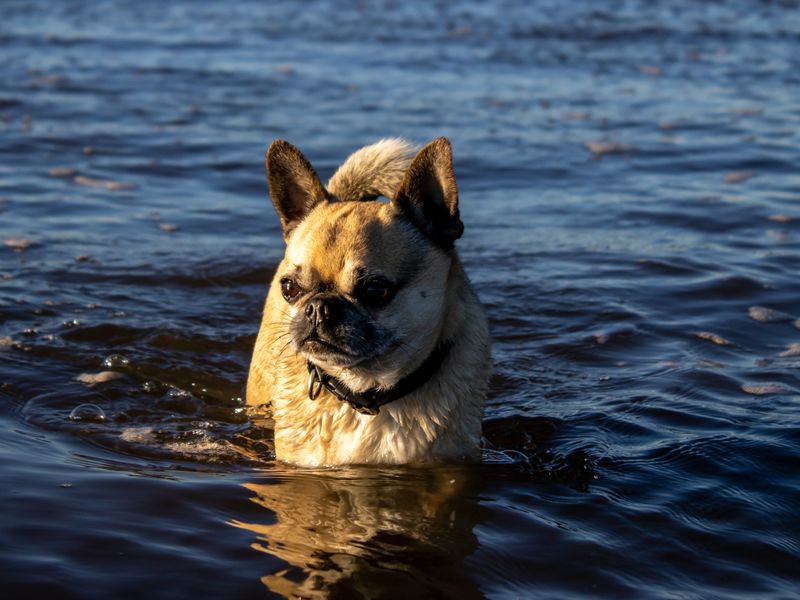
305, 297, 336, 325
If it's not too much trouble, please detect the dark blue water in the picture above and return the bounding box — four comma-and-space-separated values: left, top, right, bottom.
2, 1, 799, 597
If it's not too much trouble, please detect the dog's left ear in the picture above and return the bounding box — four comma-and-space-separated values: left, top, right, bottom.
266, 140, 332, 240
392, 137, 463, 249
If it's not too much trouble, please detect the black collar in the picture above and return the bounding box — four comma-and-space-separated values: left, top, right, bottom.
306, 341, 453, 416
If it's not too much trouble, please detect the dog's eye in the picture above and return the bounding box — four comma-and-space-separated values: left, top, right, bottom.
355, 278, 395, 308
280, 278, 302, 303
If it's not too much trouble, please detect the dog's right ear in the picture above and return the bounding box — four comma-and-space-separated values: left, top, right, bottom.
266, 140, 331, 239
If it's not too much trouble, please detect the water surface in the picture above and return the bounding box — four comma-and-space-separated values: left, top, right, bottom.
2, 1, 799, 597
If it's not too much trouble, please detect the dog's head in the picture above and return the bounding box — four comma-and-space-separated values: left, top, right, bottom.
265, 138, 463, 389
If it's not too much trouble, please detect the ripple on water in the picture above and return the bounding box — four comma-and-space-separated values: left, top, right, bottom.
2, 0, 800, 597
20, 372, 255, 467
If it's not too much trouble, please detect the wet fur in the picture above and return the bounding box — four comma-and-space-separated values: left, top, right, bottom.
247, 138, 490, 466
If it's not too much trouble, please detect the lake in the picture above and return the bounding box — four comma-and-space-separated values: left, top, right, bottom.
1, 1, 799, 597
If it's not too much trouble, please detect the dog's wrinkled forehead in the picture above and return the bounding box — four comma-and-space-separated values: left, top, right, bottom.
286, 201, 426, 286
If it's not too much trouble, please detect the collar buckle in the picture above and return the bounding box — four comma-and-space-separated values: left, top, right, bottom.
307, 364, 324, 401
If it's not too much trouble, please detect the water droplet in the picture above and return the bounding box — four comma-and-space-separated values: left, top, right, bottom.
159, 387, 200, 414
69, 403, 107, 423
166, 387, 191, 400
103, 354, 130, 369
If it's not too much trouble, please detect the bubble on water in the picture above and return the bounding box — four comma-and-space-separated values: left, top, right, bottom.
166, 387, 192, 400
69, 403, 107, 423
103, 354, 130, 369
158, 387, 201, 414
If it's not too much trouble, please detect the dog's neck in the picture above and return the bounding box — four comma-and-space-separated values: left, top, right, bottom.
305, 340, 453, 415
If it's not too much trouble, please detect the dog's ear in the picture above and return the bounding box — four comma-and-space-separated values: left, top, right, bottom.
392, 137, 463, 249
266, 140, 331, 239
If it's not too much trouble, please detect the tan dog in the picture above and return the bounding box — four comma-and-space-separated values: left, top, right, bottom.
246, 138, 490, 466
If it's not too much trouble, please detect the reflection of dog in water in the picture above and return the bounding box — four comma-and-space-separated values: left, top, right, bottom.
230, 467, 483, 598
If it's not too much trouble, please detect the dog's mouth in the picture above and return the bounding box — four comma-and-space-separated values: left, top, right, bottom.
301, 335, 367, 367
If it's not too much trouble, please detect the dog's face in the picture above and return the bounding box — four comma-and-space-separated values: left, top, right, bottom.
265, 138, 463, 387
280, 201, 448, 375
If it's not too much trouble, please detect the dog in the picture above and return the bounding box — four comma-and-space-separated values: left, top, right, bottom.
246, 138, 490, 466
